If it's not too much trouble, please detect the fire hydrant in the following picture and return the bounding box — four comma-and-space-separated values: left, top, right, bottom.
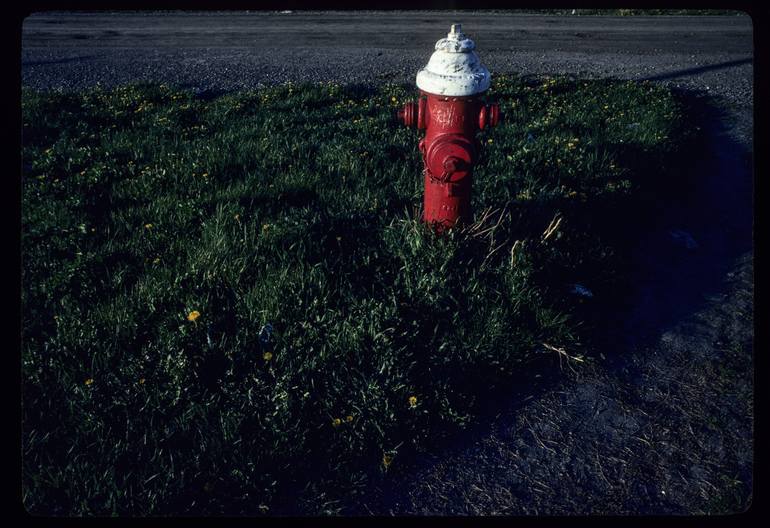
398, 24, 500, 230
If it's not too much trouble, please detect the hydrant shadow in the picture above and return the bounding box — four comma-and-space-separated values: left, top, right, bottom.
589, 89, 752, 358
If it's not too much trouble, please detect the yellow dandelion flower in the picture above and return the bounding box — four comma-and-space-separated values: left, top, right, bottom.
84, 378, 94, 386
139, 378, 145, 385
332, 417, 342, 427
187, 310, 201, 322
346, 415, 354, 422
517, 190, 532, 201
144, 223, 153, 229
408, 395, 418, 408
382, 453, 393, 469
263, 351, 273, 361
487, 138, 493, 144
391, 96, 397, 103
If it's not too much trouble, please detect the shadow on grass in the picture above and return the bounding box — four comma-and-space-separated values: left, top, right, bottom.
341, 88, 753, 515
594, 89, 752, 355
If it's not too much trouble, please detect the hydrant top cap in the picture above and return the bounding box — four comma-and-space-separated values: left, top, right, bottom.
416, 24, 491, 97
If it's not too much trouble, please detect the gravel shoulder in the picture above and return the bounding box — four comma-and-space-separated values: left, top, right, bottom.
21, 12, 754, 515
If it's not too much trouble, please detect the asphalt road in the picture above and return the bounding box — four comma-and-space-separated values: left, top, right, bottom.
22, 11, 752, 51
21, 11, 754, 516
21, 11, 753, 107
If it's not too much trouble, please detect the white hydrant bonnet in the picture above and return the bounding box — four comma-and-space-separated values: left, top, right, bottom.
416, 24, 492, 97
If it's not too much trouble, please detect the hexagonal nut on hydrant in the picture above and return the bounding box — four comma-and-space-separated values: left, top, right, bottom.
397, 23, 501, 231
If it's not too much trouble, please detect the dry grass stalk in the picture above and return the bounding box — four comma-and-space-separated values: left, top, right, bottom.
541, 214, 563, 242
542, 342, 585, 371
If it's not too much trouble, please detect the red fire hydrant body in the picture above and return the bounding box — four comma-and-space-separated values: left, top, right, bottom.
398, 24, 500, 231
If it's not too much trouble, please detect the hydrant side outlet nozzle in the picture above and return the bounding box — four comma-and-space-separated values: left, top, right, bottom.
398, 98, 426, 129
398, 25, 501, 231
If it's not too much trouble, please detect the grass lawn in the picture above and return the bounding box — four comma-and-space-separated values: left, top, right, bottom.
22, 75, 692, 515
